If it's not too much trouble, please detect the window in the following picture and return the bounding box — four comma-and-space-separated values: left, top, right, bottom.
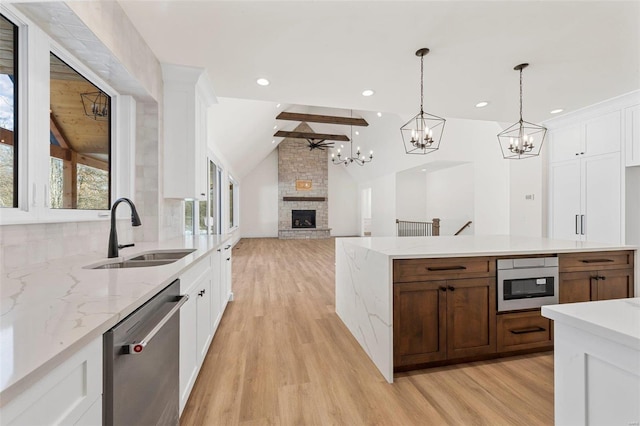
229, 175, 238, 229
0, 13, 18, 208
49, 52, 110, 210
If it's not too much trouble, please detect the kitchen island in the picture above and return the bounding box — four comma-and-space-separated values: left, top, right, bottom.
542, 298, 640, 425
335, 235, 637, 383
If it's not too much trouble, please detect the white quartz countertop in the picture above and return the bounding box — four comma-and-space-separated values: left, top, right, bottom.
0, 234, 230, 406
542, 298, 640, 350
337, 235, 636, 258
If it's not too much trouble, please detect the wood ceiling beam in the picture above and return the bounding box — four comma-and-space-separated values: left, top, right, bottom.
276, 112, 369, 127
274, 130, 350, 142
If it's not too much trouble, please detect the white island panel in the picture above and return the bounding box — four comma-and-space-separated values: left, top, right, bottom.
543, 298, 640, 425
335, 239, 394, 382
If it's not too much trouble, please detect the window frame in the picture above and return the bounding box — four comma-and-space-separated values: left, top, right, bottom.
228, 174, 239, 231
0, 4, 135, 225
0, 12, 19, 208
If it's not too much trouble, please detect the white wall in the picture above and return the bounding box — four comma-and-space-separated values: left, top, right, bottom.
239, 150, 279, 238
396, 170, 428, 222
366, 173, 397, 237
425, 163, 475, 235
329, 163, 359, 236
509, 155, 544, 237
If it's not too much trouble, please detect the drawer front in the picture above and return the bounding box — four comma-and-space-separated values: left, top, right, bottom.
497, 311, 553, 352
393, 257, 494, 282
559, 250, 633, 273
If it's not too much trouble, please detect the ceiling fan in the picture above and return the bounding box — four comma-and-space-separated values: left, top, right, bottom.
305, 138, 334, 151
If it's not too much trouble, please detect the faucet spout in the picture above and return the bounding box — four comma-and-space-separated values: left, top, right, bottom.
108, 198, 142, 258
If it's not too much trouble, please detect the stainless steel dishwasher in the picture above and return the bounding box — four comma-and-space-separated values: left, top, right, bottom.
104, 279, 188, 425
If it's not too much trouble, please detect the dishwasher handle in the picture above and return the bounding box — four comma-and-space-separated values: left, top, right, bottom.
124, 294, 189, 355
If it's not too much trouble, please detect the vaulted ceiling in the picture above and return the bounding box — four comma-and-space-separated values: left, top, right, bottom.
117, 0, 639, 179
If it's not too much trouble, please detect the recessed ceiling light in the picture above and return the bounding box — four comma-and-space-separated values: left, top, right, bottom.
550, 108, 564, 114
276, 103, 281, 108
272, 140, 275, 144
256, 78, 270, 86
377, 112, 382, 117
421, 168, 427, 172
475, 101, 489, 108
362, 89, 375, 97
273, 125, 278, 130
355, 131, 359, 135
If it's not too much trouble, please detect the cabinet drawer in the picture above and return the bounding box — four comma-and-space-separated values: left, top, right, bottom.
497, 311, 553, 352
393, 257, 494, 282
559, 251, 634, 272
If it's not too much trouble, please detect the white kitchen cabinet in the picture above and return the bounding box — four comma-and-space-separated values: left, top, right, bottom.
222, 243, 233, 310
549, 124, 582, 163
1, 337, 102, 426
549, 152, 622, 244
179, 254, 213, 415
549, 112, 621, 163
162, 64, 217, 200
625, 104, 640, 167
211, 247, 223, 332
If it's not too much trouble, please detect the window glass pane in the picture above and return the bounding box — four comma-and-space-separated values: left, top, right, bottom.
49, 53, 110, 209
208, 160, 219, 235
229, 182, 234, 229
50, 157, 63, 208
77, 163, 109, 209
198, 200, 207, 235
184, 200, 194, 235
0, 14, 17, 208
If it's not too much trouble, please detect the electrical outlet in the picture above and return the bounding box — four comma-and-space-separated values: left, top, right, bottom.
525, 194, 535, 200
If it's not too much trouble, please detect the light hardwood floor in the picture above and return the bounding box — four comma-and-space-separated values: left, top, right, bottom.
181, 238, 554, 425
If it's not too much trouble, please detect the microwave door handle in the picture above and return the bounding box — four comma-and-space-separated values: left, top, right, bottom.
581, 215, 585, 235
575, 215, 579, 235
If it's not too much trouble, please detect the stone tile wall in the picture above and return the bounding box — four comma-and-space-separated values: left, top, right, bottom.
278, 123, 330, 239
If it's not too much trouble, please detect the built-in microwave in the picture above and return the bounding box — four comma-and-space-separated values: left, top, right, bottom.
497, 257, 559, 312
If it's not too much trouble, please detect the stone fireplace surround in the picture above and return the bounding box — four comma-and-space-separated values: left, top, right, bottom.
278, 123, 331, 239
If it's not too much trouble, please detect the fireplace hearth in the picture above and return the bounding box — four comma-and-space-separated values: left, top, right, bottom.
292, 210, 316, 229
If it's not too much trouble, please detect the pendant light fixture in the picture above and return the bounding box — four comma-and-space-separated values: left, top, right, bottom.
497, 63, 547, 159
332, 111, 373, 166
400, 48, 446, 155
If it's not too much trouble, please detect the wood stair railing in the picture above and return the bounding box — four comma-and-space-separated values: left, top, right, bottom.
454, 221, 473, 236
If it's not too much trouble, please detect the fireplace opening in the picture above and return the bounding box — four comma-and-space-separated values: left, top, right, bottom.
292, 210, 316, 229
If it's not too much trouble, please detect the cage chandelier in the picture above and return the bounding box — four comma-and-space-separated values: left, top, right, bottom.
400, 48, 446, 155
331, 111, 373, 166
497, 63, 547, 159
80, 90, 109, 121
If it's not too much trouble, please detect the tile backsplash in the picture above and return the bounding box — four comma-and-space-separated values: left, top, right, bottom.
0, 220, 133, 271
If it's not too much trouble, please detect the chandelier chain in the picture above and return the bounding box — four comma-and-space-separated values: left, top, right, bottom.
420, 53, 424, 114
519, 67, 523, 122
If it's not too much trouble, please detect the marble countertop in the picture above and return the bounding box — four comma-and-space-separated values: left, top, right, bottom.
0, 234, 230, 406
337, 235, 636, 258
542, 298, 640, 350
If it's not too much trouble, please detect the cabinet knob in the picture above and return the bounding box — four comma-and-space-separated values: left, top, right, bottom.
198, 289, 206, 297
447, 286, 455, 291
439, 286, 447, 292
226, 258, 230, 261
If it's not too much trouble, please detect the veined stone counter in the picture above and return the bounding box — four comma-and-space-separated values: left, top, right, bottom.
0, 234, 231, 406
335, 235, 637, 383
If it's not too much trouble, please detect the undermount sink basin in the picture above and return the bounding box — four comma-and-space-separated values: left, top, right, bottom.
88, 259, 176, 269
128, 249, 196, 261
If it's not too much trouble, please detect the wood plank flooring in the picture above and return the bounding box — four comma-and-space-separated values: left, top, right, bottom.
181, 238, 554, 425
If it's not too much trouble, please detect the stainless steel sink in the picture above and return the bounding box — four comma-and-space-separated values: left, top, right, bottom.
128, 249, 196, 261
89, 259, 176, 269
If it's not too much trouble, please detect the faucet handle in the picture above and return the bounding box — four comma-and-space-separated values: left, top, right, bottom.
118, 243, 135, 249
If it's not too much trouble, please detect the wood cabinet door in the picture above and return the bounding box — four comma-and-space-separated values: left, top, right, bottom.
594, 269, 634, 301
446, 277, 496, 359
559, 271, 593, 303
393, 281, 447, 366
